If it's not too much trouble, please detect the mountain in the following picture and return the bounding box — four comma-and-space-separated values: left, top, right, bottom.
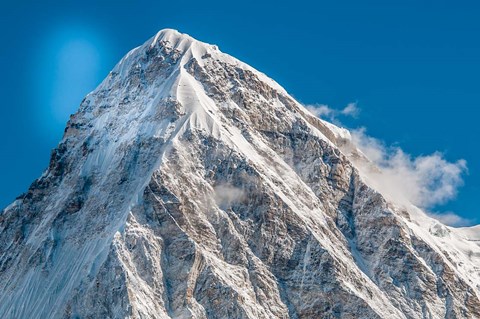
1, 29, 479, 319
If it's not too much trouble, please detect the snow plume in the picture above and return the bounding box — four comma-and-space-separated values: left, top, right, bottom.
350, 128, 469, 225
306, 102, 359, 121
213, 184, 245, 209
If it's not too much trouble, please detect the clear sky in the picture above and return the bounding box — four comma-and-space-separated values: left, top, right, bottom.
1, 1, 479, 224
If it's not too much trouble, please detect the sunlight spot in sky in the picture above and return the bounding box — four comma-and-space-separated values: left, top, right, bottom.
32, 23, 110, 141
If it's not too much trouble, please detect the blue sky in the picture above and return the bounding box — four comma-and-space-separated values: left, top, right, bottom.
1, 1, 479, 224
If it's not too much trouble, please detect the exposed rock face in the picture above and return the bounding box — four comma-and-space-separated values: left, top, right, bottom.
0, 29, 479, 319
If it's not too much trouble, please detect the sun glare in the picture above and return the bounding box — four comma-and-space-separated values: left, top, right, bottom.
32, 23, 110, 139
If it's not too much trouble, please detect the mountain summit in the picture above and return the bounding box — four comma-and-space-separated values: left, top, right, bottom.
1, 29, 479, 319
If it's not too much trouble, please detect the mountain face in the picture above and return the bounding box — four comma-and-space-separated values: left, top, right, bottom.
1, 29, 479, 319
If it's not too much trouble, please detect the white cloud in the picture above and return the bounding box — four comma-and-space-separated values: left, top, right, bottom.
349, 128, 469, 225
305, 101, 470, 226
306, 102, 359, 121
341, 102, 360, 117
305, 104, 334, 118
428, 212, 473, 227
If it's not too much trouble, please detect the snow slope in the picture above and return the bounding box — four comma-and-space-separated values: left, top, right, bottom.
0, 29, 479, 319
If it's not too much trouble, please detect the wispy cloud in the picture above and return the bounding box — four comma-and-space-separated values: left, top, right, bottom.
306, 102, 359, 122
213, 184, 245, 209
305, 101, 472, 226
305, 104, 334, 118
340, 102, 360, 117
427, 212, 473, 227
349, 128, 469, 226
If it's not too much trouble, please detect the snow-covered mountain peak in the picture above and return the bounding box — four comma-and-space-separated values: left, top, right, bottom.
152, 28, 196, 46
1, 29, 479, 319
150, 28, 217, 54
